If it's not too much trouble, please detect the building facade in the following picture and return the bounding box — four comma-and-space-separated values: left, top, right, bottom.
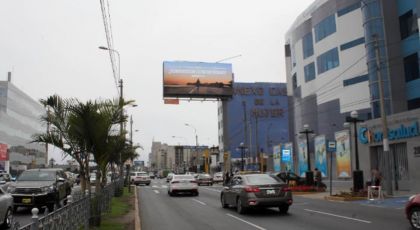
0, 74, 47, 174
285, 0, 420, 191
218, 82, 289, 172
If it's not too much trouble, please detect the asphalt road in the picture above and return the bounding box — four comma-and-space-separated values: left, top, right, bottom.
138, 179, 412, 230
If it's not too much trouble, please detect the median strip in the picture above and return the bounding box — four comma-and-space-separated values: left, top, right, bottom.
304, 209, 372, 224
226, 213, 267, 230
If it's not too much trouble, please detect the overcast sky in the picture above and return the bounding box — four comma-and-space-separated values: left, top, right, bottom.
0, 0, 314, 163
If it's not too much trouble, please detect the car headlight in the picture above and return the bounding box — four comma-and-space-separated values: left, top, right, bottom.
41, 186, 55, 193
409, 195, 416, 202
7, 186, 15, 193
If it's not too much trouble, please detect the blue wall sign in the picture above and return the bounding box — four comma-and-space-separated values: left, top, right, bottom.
359, 122, 420, 144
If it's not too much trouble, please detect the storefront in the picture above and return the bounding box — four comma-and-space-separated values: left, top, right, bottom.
358, 108, 420, 192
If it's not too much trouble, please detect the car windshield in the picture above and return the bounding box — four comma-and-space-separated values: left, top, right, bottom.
173, 175, 194, 180
18, 171, 56, 181
245, 174, 281, 185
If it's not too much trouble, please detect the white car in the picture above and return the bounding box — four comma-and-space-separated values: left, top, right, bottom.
213, 172, 224, 183
167, 175, 198, 196
130, 172, 151, 186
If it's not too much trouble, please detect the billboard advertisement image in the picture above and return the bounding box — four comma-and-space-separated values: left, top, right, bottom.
335, 130, 351, 178
281, 142, 293, 172
315, 135, 327, 177
273, 145, 281, 172
298, 139, 308, 177
0, 144, 8, 161
163, 61, 233, 98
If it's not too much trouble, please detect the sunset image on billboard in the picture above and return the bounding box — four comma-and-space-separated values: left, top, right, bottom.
163, 61, 233, 98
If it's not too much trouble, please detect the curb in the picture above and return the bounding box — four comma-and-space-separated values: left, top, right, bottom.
324, 196, 366, 201
134, 186, 141, 230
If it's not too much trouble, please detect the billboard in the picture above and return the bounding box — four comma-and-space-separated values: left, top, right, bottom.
335, 130, 351, 178
281, 142, 293, 172
298, 139, 308, 177
314, 135, 327, 177
273, 145, 281, 172
163, 61, 233, 98
0, 144, 8, 161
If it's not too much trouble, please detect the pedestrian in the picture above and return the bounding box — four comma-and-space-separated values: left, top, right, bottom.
224, 171, 230, 186
372, 169, 382, 187
314, 168, 322, 189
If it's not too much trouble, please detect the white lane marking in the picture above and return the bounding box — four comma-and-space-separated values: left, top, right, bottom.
152, 185, 159, 188
161, 185, 168, 188
192, 199, 206, 206
293, 202, 308, 206
153, 190, 160, 194
304, 209, 372, 224
226, 213, 266, 230
201, 187, 222, 193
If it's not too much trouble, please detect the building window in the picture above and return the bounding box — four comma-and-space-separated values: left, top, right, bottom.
317, 48, 340, 74
337, 2, 361, 17
399, 10, 419, 40
314, 14, 336, 42
340, 37, 365, 51
343, 74, 368, 86
292, 73, 297, 89
304, 63, 316, 82
408, 98, 420, 110
302, 32, 314, 59
404, 53, 419, 82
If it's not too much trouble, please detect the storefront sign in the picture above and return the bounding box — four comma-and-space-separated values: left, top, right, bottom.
0, 144, 8, 161
359, 122, 420, 144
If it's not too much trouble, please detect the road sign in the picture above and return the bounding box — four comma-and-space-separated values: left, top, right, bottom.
327, 140, 336, 152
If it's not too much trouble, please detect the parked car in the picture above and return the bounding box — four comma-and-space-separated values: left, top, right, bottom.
197, 174, 213, 186
273, 171, 306, 186
406, 194, 420, 229
7, 168, 72, 212
167, 175, 198, 196
0, 173, 12, 191
0, 186, 13, 229
213, 172, 224, 184
130, 172, 151, 186
166, 173, 175, 183
220, 173, 293, 214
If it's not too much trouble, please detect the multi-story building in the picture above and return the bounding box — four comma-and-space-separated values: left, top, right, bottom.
218, 82, 289, 172
0, 73, 46, 174
285, 0, 420, 192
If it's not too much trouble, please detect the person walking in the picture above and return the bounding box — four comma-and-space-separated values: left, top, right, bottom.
314, 168, 322, 189
224, 171, 230, 186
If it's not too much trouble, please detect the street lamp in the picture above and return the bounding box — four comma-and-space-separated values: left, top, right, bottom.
345, 110, 364, 192
299, 124, 314, 185
237, 142, 247, 171
99, 46, 121, 81
184, 123, 198, 146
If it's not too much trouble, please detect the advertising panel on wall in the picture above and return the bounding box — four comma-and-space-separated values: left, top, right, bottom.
298, 139, 308, 177
315, 135, 327, 177
0, 143, 8, 161
273, 145, 281, 172
281, 142, 293, 172
163, 61, 233, 98
335, 130, 351, 178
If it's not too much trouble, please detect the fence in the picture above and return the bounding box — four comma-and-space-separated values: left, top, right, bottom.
12, 179, 124, 230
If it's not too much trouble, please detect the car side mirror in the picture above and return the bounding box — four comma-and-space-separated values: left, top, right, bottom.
58, 177, 65, 183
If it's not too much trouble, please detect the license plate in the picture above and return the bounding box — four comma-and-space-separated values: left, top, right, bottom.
266, 189, 275, 195
22, 198, 31, 204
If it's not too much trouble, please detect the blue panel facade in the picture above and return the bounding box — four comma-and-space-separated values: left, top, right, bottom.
224, 83, 289, 159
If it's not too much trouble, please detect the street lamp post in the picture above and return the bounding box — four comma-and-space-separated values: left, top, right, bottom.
185, 123, 199, 172
299, 124, 314, 185
346, 110, 364, 192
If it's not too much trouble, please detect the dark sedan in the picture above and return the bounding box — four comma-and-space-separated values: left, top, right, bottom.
220, 173, 292, 214
406, 194, 420, 229
197, 174, 213, 186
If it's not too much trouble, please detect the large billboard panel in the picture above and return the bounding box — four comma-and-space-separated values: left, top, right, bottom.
335, 130, 351, 178
163, 61, 233, 98
298, 139, 308, 177
314, 135, 327, 177
281, 142, 293, 172
273, 145, 281, 172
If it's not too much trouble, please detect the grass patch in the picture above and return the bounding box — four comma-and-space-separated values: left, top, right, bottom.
93, 186, 133, 230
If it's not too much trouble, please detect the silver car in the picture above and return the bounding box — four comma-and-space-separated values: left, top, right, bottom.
0, 187, 13, 229
167, 175, 198, 196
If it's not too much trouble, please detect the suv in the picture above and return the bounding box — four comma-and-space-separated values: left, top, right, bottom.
7, 168, 72, 212
130, 172, 151, 186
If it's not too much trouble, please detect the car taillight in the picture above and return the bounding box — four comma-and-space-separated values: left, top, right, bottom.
171, 181, 180, 184
244, 186, 260, 193
281, 187, 291, 192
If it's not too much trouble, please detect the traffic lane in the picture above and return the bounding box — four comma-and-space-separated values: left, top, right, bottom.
138, 183, 265, 230
197, 186, 409, 230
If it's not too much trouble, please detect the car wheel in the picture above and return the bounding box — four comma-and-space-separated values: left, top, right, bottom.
409, 207, 420, 229
168, 191, 173, 196
2, 208, 12, 228
193, 191, 199, 196
236, 198, 246, 214
279, 205, 289, 214
221, 194, 228, 208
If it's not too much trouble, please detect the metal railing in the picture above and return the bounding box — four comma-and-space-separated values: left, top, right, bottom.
12, 178, 125, 230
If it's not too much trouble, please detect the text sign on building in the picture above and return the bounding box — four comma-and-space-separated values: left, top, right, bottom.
0, 144, 8, 161
359, 122, 420, 144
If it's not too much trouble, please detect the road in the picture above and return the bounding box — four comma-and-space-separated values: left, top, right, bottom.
138, 179, 411, 230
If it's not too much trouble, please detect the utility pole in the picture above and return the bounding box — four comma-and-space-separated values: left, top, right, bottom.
255, 115, 260, 171
374, 35, 392, 195
242, 101, 248, 167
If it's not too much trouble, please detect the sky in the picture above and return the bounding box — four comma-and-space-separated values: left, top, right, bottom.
0, 0, 314, 164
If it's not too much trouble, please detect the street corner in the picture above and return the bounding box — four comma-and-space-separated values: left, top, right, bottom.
352, 196, 410, 209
